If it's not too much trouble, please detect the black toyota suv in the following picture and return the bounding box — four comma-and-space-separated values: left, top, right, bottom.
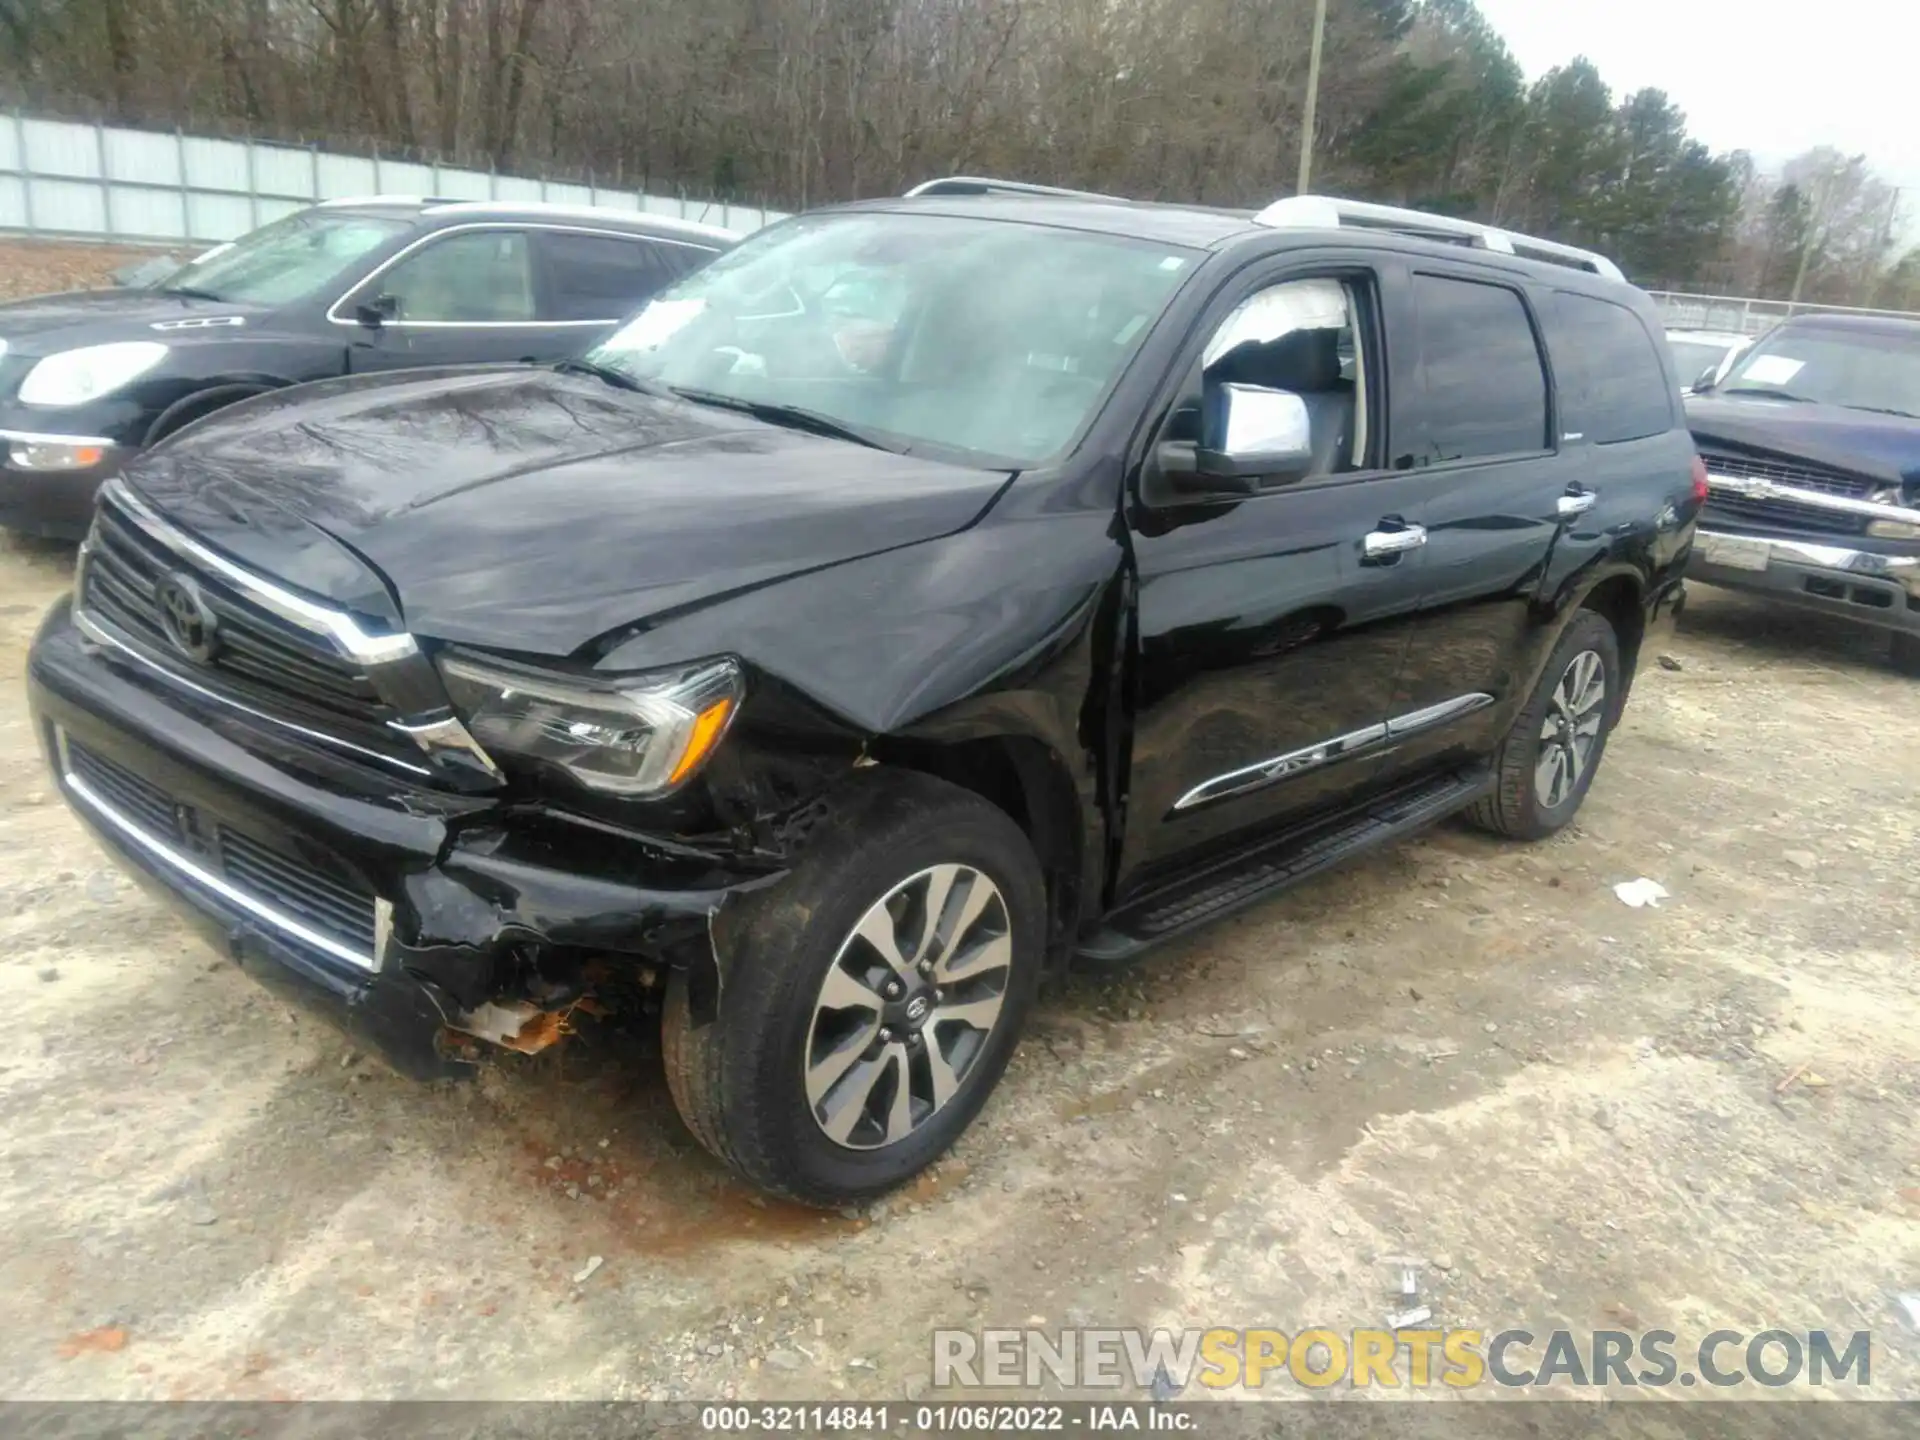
27, 181, 1697, 1204
1685, 313, 1920, 674
0, 198, 734, 538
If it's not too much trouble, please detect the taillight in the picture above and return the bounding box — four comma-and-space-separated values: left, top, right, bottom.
1690, 455, 1710, 505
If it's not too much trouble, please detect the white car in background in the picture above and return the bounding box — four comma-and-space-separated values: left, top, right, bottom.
1667, 328, 1753, 393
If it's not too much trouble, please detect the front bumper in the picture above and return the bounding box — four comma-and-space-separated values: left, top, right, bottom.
1687, 530, 1920, 636
28, 598, 777, 1079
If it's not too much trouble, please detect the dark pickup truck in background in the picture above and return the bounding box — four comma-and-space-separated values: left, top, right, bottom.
1686, 313, 1920, 674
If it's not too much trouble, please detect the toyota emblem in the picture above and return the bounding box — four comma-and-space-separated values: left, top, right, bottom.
904, 994, 931, 1024
154, 573, 219, 663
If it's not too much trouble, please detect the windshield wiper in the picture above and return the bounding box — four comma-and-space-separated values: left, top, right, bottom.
1720, 386, 1818, 404
552, 357, 670, 396
150, 284, 225, 302
1841, 404, 1920, 419
668, 387, 897, 452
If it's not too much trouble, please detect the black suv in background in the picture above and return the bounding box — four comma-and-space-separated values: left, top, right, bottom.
28, 181, 1696, 1203
1686, 313, 1920, 674
0, 199, 735, 538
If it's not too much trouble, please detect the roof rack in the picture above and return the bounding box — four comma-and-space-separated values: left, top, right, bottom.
905, 176, 1130, 203
1255, 195, 1625, 281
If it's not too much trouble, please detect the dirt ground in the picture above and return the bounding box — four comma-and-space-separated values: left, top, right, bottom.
0, 238, 1917, 1408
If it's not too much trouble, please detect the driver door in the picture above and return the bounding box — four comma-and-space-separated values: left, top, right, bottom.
1116, 255, 1434, 900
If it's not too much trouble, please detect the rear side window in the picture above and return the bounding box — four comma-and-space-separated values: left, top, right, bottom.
1547, 292, 1676, 443
1409, 274, 1549, 462
540, 232, 713, 321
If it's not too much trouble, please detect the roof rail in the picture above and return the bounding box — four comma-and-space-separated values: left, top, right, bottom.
1255, 194, 1625, 282
905, 175, 1129, 204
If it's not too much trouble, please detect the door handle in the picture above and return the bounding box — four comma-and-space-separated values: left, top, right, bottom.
1363, 523, 1428, 558
1558, 489, 1598, 517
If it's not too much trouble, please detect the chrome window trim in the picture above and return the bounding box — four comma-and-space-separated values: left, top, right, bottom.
102, 481, 418, 665
421, 200, 738, 246
324, 221, 723, 330
71, 604, 432, 777
1172, 692, 1495, 813
58, 734, 378, 973
0, 427, 117, 447
1705, 472, 1918, 524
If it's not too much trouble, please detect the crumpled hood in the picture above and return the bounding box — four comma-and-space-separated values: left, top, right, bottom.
1688, 394, 1920, 486
0, 288, 263, 355
125, 366, 1014, 657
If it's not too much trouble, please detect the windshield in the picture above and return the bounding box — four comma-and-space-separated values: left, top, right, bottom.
1717, 325, 1920, 416
586, 212, 1198, 465
156, 211, 411, 306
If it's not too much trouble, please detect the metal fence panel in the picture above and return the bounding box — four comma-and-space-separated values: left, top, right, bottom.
2, 110, 787, 245
378, 158, 435, 195
252, 144, 316, 199
29, 176, 106, 232
315, 152, 377, 197
22, 118, 98, 178
434, 167, 492, 201
104, 129, 179, 186
110, 187, 187, 239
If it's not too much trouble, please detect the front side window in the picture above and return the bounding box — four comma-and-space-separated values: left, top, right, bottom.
1190, 277, 1369, 475
157, 211, 410, 306
588, 213, 1199, 466
376, 230, 536, 323
1410, 274, 1549, 463
1717, 325, 1920, 417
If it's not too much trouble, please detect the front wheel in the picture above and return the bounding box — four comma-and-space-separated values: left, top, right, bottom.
662, 769, 1044, 1205
1466, 609, 1622, 841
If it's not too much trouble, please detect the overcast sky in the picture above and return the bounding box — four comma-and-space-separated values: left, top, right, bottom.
1472, 0, 1920, 208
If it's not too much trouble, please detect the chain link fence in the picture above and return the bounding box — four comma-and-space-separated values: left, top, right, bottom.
1, 111, 788, 246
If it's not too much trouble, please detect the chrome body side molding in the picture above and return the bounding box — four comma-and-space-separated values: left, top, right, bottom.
1171, 692, 1494, 813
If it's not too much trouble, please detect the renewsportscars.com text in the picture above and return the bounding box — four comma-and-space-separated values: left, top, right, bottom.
933, 1327, 1873, 1391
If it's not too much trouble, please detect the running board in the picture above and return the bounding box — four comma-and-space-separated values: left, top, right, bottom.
1077, 766, 1492, 966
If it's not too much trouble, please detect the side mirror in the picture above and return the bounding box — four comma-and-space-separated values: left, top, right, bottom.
1158, 383, 1315, 496
1691, 364, 1719, 394
354, 293, 400, 329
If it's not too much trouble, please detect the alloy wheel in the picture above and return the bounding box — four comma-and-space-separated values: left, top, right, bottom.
1535, 648, 1606, 809
804, 864, 1013, 1150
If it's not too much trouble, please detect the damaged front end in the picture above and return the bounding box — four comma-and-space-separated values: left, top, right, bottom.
29, 594, 802, 1080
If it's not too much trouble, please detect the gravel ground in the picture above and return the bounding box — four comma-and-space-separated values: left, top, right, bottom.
0, 237, 179, 297
0, 238, 1917, 1410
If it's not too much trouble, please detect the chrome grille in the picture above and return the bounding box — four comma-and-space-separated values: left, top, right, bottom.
67, 740, 180, 843
65, 737, 378, 961
218, 826, 378, 955
78, 495, 412, 761
1698, 448, 1876, 537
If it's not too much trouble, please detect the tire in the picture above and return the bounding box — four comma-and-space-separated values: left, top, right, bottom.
1891, 631, 1920, 679
1466, 609, 1621, 841
662, 768, 1044, 1205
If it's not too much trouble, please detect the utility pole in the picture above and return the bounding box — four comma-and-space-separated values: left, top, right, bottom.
1296, 0, 1328, 195
1788, 168, 1833, 308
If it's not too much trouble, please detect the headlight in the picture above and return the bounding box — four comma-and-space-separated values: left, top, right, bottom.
18, 342, 168, 407
6, 436, 110, 471
438, 653, 742, 797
